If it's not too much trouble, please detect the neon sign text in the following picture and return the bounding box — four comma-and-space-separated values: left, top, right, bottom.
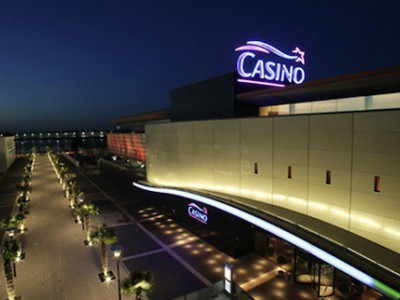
236, 41, 306, 87
188, 202, 208, 224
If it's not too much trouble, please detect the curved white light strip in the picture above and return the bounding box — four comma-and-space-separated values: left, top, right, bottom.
133, 182, 400, 299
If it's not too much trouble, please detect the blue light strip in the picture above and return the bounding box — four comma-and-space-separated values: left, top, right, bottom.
133, 182, 400, 299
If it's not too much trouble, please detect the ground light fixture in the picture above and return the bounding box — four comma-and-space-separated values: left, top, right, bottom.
133, 182, 400, 300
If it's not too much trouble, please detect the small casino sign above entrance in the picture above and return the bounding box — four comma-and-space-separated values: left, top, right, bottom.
188, 202, 208, 224
235, 41, 306, 88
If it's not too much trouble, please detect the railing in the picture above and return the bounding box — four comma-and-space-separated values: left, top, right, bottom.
173, 281, 224, 300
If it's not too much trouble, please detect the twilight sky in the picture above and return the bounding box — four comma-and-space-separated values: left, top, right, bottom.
0, 0, 399, 132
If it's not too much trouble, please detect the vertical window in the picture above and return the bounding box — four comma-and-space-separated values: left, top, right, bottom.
326, 170, 331, 185
374, 176, 381, 192
288, 166, 292, 179
254, 163, 258, 175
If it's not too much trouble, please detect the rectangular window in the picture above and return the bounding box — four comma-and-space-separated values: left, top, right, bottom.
288, 166, 292, 179
254, 163, 258, 175
374, 176, 381, 192
326, 170, 331, 185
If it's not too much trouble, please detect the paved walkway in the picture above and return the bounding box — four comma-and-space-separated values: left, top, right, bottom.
0, 155, 129, 300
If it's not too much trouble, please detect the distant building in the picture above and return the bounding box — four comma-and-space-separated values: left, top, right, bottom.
0, 136, 16, 173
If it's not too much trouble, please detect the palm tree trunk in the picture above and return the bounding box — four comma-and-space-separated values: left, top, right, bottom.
15, 234, 22, 257
69, 193, 74, 208
4, 258, 15, 300
85, 214, 90, 242
101, 241, 108, 275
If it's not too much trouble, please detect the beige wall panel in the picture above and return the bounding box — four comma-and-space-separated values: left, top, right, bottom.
193, 122, 214, 144
354, 133, 400, 154
352, 153, 400, 176
274, 149, 308, 165
274, 132, 308, 149
215, 158, 240, 177
309, 150, 352, 170
214, 120, 240, 146
309, 167, 351, 189
354, 110, 400, 132
352, 172, 379, 193
240, 117, 272, 133
214, 130, 240, 194
178, 142, 193, 155
351, 191, 400, 221
215, 145, 240, 160
193, 167, 215, 190
310, 132, 352, 151
241, 145, 272, 161
273, 179, 308, 214
308, 184, 350, 229
308, 184, 351, 207
379, 175, 400, 198
274, 116, 309, 149
273, 163, 308, 182
309, 114, 352, 149
240, 174, 273, 203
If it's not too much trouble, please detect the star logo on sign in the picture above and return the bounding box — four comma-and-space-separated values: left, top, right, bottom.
292, 47, 305, 65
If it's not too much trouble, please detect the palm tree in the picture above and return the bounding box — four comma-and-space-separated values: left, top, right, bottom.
122, 270, 154, 300
65, 177, 75, 199
69, 188, 83, 208
14, 214, 26, 233
24, 164, 31, 175
15, 185, 24, 198
2, 240, 18, 300
16, 183, 30, 202
91, 223, 118, 279
23, 175, 31, 194
0, 217, 17, 239
12, 215, 25, 259
74, 190, 85, 207
79, 203, 99, 245
17, 197, 28, 215
59, 165, 68, 186
74, 203, 85, 226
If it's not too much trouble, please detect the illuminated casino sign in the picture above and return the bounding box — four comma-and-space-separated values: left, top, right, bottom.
188, 202, 208, 224
235, 41, 306, 87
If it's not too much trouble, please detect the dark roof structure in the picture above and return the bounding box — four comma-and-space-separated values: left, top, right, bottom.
237, 65, 400, 106
111, 109, 170, 130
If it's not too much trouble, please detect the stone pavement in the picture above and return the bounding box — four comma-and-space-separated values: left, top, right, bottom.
0, 155, 130, 300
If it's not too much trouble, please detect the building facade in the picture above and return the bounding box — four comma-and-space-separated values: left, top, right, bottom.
113, 66, 400, 298
0, 136, 16, 173
146, 108, 400, 254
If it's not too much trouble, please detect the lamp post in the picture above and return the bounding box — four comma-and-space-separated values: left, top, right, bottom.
113, 245, 122, 300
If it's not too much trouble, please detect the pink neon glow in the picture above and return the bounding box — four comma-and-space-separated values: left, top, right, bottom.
235, 45, 270, 54
237, 79, 285, 87
292, 47, 305, 65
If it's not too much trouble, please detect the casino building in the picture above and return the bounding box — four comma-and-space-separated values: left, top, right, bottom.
108, 48, 400, 299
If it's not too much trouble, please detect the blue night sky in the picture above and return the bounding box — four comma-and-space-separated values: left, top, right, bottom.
0, 0, 399, 132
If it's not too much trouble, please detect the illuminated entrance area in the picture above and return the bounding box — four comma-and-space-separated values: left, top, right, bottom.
134, 182, 400, 300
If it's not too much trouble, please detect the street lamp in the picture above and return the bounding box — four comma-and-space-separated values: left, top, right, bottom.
112, 245, 122, 300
